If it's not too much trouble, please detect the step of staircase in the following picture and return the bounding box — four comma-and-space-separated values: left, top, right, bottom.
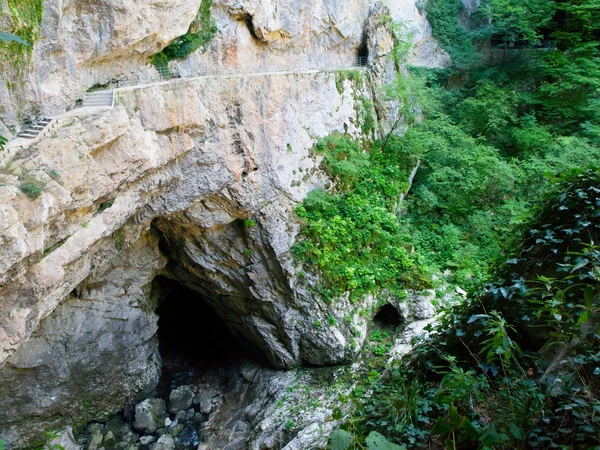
16, 117, 54, 139
83, 90, 113, 107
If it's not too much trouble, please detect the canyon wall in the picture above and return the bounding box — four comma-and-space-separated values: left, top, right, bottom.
0, 68, 378, 448
0, 0, 445, 447
0, 0, 447, 129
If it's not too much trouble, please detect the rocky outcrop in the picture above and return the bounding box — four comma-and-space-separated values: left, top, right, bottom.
0, 0, 446, 129
0, 0, 447, 447
0, 69, 381, 447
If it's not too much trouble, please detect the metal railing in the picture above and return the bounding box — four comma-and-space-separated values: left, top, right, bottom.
75, 58, 368, 112
491, 40, 557, 50
155, 66, 181, 81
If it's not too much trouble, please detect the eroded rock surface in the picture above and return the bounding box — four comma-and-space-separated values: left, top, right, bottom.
0, 1, 445, 447
0, 69, 376, 448
0, 0, 446, 128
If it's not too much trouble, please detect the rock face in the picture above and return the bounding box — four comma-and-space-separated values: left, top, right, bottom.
0, 68, 378, 448
0, 0, 446, 447
0, 0, 446, 128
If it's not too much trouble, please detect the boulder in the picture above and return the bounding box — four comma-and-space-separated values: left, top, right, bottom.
133, 399, 167, 434
149, 435, 175, 450
168, 386, 195, 413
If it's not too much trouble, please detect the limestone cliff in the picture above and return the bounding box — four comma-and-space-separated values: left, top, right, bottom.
0, 0, 447, 128
0, 0, 445, 447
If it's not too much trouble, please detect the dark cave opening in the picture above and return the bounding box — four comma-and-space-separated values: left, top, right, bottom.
154, 276, 263, 396
373, 304, 402, 329
357, 42, 369, 65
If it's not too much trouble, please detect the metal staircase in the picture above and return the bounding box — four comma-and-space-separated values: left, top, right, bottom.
16, 117, 54, 139
82, 90, 114, 108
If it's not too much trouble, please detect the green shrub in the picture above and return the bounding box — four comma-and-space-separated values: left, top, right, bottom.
19, 174, 44, 199
424, 0, 483, 67
151, 0, 217, 68
113, 228, 125, 251
292, 133, 428, 299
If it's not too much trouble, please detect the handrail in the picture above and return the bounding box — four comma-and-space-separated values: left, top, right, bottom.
356, 56, 367, 67
76, 59, 369, 112
491, 39, 557, 50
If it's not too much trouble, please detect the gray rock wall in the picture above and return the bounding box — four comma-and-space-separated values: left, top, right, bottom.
0, 1, 446, 447
0, 69, 380, 448
0, 0, 446, 128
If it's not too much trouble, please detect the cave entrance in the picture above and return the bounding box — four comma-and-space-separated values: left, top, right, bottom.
373, 304, 402, 329
357, 43, 369, 66
154, 276, 261, 396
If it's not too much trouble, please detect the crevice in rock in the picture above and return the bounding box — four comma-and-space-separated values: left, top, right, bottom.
245, 15, 262, 43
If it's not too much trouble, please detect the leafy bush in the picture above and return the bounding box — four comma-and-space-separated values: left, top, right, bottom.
340, 169, 600, 449
19, 174, 44, 199
424, 0, 484, 67
292, 133, 428, 299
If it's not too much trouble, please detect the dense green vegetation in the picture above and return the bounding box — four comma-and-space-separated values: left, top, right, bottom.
401, 0, 600, 288
292, 133, 428, 300
291, 0, 600, 448
346, 169, 600, 449
151, 0, 217, 71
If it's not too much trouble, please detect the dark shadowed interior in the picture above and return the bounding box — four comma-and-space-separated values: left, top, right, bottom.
373, 304, 402, 329
154, 276, 262, 395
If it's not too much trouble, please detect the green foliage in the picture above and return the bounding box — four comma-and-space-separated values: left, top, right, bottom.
365, 431, 406, 450
46, 169, 60, 180
113, 228, 125, 251
335, 70, 363, 94
41, 234, 70, 258
338, 2, 600, 449
19, 174, 44, 199
243, 218, 257, 228
328, 429, 353, 450
3, 0, 43, 46
425, 0, 484, 67
361, 368, 433, 446
396, 107, 520, 286
389, 21, 600, 285
328, 429, 406, 450
482, 0, 554, 42
292, 133, 428, 299
339, 168, 599, 449
96, 199, 114, 213
151, 0, 217, 68
0, 134, 7, 152
427, 0, 600, 136
0, 0, 43, 68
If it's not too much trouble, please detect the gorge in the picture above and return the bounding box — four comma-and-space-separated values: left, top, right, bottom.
0, 0, 443, 448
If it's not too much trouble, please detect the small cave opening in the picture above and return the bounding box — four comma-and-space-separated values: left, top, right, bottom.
357, 42, 369, 66
154, 276, 263, 397
373, 304, 402, 329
